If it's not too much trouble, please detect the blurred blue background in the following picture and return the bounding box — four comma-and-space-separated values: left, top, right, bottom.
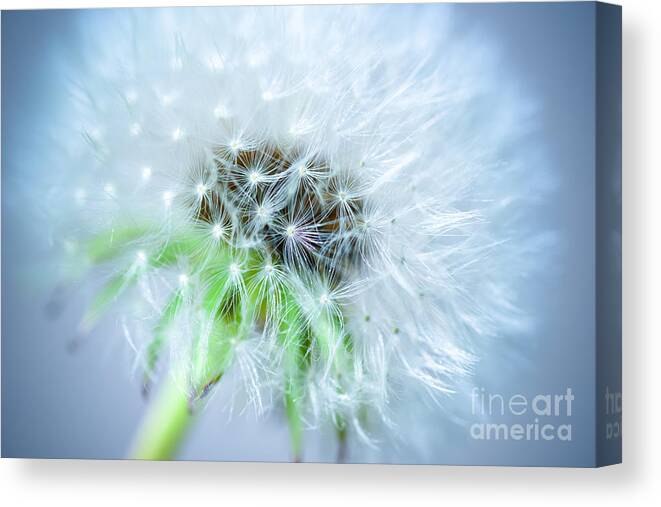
2, 3, 599, 465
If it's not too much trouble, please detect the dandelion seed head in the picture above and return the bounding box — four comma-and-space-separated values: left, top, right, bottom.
56, 5, 547, 454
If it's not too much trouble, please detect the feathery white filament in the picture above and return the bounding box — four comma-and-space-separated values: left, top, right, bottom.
54, 5, 545, 453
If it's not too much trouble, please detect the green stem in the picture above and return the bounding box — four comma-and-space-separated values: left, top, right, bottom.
131, 372, 194, 460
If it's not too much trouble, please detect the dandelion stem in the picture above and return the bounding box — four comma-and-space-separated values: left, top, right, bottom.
131, 372, 194, 460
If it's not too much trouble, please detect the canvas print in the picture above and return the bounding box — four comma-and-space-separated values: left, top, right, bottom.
1, 2, 621, 466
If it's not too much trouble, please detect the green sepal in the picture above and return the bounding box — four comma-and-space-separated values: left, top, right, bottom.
80, 235, 203, 335
143, 290, 184, 394
190, 316, 236, 403
79, 270, 137, 333
276, 287, 311, 460
86, 225, 153, 264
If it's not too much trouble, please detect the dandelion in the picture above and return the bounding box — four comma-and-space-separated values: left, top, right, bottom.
53, 5, 544, 461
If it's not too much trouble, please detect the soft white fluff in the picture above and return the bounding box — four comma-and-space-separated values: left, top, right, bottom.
53, 5, 546, 452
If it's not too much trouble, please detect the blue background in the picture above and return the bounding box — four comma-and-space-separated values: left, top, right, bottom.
2, 3, 601, 465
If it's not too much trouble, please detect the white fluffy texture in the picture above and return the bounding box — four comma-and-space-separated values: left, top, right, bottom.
54, 5, 545, 449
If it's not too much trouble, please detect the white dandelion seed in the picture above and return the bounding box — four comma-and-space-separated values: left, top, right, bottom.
141, 166, 152, 181
52, 5, 547, 462
195, 183, 207, 198
211, 223, 224, 241
129, 123, 142, 136
136, 250, 148, 266
171, 127, 183, 141
162, 190, 174, 208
